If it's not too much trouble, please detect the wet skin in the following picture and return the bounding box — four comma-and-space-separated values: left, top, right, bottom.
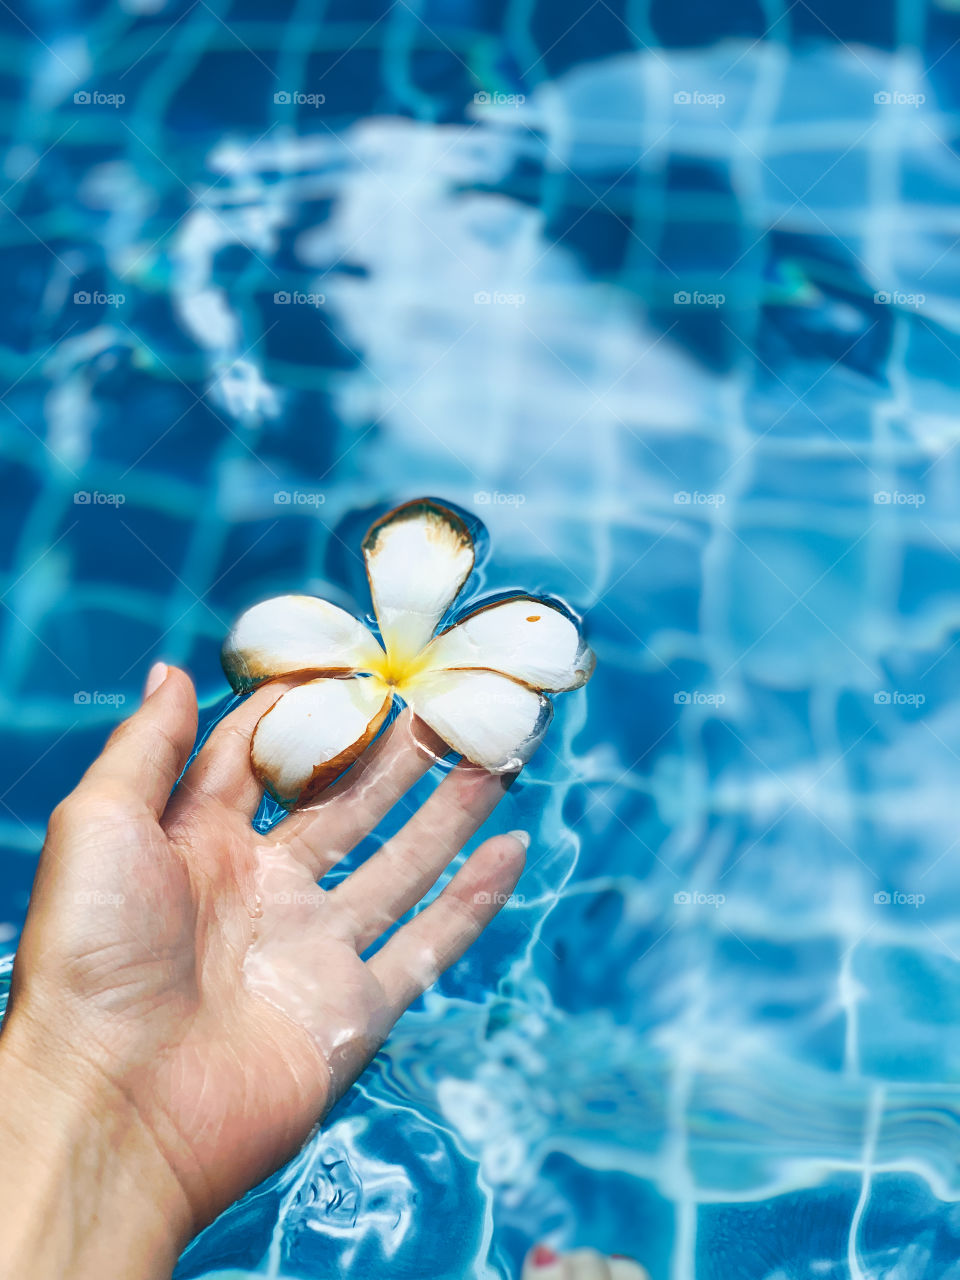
0, 664, 526, 1280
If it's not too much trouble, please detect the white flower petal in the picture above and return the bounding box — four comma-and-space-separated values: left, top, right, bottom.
223, 594, 385, 692
403, 668, 551, 772
363, 499, 474, 663
421, 596, 595, 691
251, 676, 391, 807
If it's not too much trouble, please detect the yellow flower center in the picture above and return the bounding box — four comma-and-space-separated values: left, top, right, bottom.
368, 642, 433, 691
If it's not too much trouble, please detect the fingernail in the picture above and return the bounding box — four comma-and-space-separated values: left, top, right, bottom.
532, 1245, 559, 1267
143, 661, 168, 701
508, 829, 530, 850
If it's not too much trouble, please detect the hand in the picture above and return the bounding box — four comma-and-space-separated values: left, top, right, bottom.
0, 664, 526, 1279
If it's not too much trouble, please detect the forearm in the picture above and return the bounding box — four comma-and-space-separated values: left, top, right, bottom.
0, 1011, 193, 1280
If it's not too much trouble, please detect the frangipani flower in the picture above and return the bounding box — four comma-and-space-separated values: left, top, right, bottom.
222, 498, 594, 808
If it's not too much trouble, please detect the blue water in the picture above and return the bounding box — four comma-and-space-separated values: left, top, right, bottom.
3, 0, 960, 1276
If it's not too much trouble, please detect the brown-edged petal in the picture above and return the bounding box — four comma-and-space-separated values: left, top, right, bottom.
362, 499, 474, 666
419, 596, 595, 691
251, 675, 392, 807
401, 667, 551, 772
222, 594, 386, 693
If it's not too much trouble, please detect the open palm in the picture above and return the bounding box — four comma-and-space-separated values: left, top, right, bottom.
7, 666, 525, 1233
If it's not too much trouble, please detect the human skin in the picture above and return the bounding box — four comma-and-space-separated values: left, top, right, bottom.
0, 663, 527, 1279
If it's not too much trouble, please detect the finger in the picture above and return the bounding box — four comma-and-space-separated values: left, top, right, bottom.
77, 664, 198, 817
366, 830, 526, 1014
270, 708, 446, 876
329, 759, 516, 949
521, 1248, 571, 1280
609, 1259, 651, 1280
564, 1250, 614, 1280
163, 678, 298, 822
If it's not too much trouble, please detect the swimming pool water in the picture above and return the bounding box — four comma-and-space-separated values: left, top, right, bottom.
3, 1, 960, 1276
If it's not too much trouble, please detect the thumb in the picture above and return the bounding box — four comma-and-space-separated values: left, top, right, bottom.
78, 664, 198, 817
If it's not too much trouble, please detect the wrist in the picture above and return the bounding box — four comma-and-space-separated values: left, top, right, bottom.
0, 1009, 194, 1280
